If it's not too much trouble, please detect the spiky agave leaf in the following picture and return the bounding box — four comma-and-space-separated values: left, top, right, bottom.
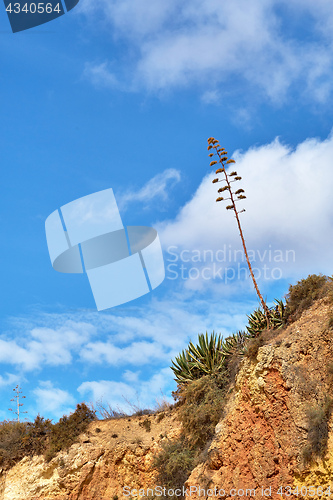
246, 308, 268, 337
170, 349, 200, 384
246, 300, 287, 337
220, 331, 249, 357
269, 299, 286, 329
171, 332, 226, 385
187, 332, 225, 374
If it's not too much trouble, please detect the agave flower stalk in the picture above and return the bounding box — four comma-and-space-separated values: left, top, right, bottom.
8, 385, 27, 423
208, 137, 270, 327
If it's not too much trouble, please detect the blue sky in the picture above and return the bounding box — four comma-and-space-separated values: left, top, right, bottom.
1, 0, 333, 422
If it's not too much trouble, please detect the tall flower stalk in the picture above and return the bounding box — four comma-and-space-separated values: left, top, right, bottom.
208, 137, 270, 327
8, 385, 27, 422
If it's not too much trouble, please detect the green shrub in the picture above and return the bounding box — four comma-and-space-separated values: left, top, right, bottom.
327, 314, 333, 330
0, 420, 27, 469
243, 336, 264, 361
0, 418, 54, 470
0, 403, 96, 469
153, 437, 195, 499
327, 362, 333, 381
175, 371, 229, 449
44, 403, 96, 462
133, 409, 153, 416
154, 370, 230, 497
156, 412, 165, 423
21, 415, 52, 456
301, 397, 333, 465
285, 274, 329, 323
139, 418, 151, 432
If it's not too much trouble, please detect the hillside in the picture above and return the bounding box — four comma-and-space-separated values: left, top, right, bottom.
1, 283, 333, 499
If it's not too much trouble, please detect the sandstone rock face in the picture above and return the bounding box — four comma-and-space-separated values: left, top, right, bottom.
1, 298, 333, 500
0, 412, 181, 500
186, 298, 333, 500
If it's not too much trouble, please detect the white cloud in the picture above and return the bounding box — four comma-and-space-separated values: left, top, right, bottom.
33, 381, 75, 418
201, 90, 221, 105
123, 370, 140, 383
80, 0, 333, 102
80, 340, 168, 366
117, 168, 181, 211
78, 296, 241, 367
83, 61, 118, 89
78, 380, 137, 413
1, 297, 249, 379
0, 373, 20, 388
0, 320, 96, 371
78, 0, 177, 38
0, 339, 41, 372
78, 367, 174, 412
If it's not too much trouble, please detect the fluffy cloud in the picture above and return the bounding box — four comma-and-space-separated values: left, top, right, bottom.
80, 0, 333, 101
83, 62, 118, 89
0, 373, 20, 388
78, 367, 173, 413
33, 381, 76, 418
80, 340, 168, 366
0, 320, 96, 371
0, 296, 249, 378
116, 168, 181, 212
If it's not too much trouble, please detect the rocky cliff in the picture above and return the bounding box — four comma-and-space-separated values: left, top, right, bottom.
0, 411, 181, 500
187, 296, 333, 499
1, 296, 333, 500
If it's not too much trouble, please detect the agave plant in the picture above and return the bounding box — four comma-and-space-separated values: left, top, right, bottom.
269, 299, 286, 329
220, 330, 248, 357
171, 331, 226, 385
246, 299, 286, 337
246, 308, 268, 337
170, 349, 198, 385
171, 301, 287, 384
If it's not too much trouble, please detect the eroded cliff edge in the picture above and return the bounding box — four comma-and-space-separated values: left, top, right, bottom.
0, 410, 181, 500
187, 297, 333, 499
1, 296, 333, 500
